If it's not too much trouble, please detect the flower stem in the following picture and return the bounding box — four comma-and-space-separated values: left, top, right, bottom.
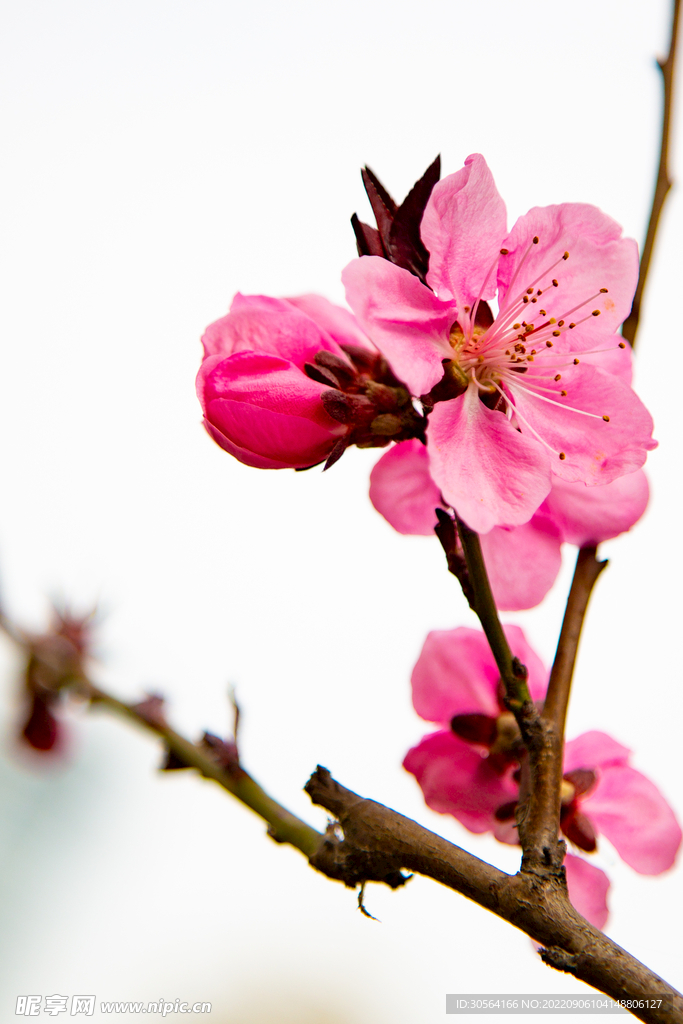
542, 547, 608, 737
534, 547, 608, 839
454, 514, 532, 709
622, 0, 681, 349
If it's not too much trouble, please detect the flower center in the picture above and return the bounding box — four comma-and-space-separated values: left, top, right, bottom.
442, 241, 628, 459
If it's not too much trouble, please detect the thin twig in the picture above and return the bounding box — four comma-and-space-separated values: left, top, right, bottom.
454, 515, 532, 711
622, 0, 681, 348
86, 681, 323, 856
543, 548, 608, 738
517, 549, 608, 872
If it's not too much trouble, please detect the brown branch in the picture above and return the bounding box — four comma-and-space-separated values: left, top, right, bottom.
85, 681, 324, 856
543, 547, 608, 738
622, 0, 681, 348
455, 515, 533, 712
306, 768, 683, 1024
4, 612, 683, 1019
516, 549, 608, 873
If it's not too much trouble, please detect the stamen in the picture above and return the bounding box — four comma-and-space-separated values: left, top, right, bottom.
502, 377, 611, 420
559, 452, 566, 460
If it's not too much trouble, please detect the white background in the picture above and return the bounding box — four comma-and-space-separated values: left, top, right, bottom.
0, 1, 681, 1021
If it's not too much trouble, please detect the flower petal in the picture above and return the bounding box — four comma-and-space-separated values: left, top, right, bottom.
480, 515, 562, 612
342, 256, 454, 395
202, 294, 346, 365
508, 363, 656, 486
564, 854, 610, 930
284, 294, 376, 351
369, 440, 441, 536
421, 154, 507, 307
411, 624, 548, 723
564, 731, 631, 773
540, 471, 649, 546
427, 384, 552, 533
403, 729, 518, 833
497, 204, 638, 351
412, 627, 502, 721
582, 765, 682, 874
201, 351, 344, 468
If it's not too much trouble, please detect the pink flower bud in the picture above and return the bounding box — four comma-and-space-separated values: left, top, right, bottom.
197, 295, 356, 469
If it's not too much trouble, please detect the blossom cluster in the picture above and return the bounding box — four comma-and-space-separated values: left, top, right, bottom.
194, 154, 678, 932
403, 626, 681, 929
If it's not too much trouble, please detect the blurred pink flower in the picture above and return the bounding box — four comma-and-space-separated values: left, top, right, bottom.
404, 628, 681, 927
369, 439, 648, 610
344, 154, 655, 532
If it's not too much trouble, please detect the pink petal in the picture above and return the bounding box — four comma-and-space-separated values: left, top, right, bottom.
202, 419, 297, 469
284, 294, 376, 352
412, 627, 505, 722
539, 471, 649, 547
201, 351, 344, 468
369, 441, 441, 536
480, 515, 562, 612
403, 729, 518, 834
427, 383, 552, 533
579, 343, 633, 385
411, 624, 548, 723
202, 294, 346, 366
421, 154, 507, 307
508, 363, 656, 486
563, 854, 610, 930
497, 204, 638, 352
564, 731, 631, 773
342, 256, 455, 395
582, 765, 682, 875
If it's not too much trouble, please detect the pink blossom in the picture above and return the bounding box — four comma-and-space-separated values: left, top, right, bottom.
562, 732, 681, 874
198, 293, 427, 469
404, 625, 548, 833
197, 294, 351, 469
344, 154, 656, 533
404, 628, 681, 927
369, 439, 648, 610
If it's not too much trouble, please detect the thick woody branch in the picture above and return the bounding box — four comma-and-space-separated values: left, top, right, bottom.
4, 618, 682, 1021
622, 0, 680, 348
306, 768, 683, 1024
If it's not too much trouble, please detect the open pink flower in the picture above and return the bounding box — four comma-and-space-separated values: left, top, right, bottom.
404, 627, 681, 927
344, 154, 656, 533
369, 439, 648, 610
404, 625, 548, 832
